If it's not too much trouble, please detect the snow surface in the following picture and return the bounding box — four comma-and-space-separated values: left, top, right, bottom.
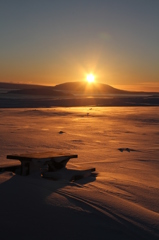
0, 107, 159, 240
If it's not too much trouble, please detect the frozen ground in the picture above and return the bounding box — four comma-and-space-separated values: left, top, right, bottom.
0, 107, 159, 239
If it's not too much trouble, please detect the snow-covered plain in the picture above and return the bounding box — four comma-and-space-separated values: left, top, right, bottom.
0, 107, 159, 240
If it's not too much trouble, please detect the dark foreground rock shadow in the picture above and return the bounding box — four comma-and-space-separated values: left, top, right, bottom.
0, 170, 157, 240
0, 169, 101, 240
0, 167, 98, 198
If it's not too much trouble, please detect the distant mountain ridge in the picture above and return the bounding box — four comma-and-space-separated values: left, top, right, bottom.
0, 82, 159, 107
51, 81, 159, 95
53, 81, 130, 94
0, 81, 158, 95
1, 81, 129, 95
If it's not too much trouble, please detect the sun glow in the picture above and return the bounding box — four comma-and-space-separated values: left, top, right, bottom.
86, 74, 95, 83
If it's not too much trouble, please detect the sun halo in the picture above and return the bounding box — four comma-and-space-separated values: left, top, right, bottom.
86, 74, 95, 83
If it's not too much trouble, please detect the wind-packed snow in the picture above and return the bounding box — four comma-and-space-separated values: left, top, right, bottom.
0, 107, 159, 240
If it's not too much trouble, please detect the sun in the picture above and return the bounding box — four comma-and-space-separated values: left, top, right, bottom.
86, 74, 95, 83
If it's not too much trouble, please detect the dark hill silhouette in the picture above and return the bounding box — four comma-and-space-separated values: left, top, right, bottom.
1, 81, 131, 95
1, 82, 159, 107
1, 81, 159, 95
53, 81, 131, 94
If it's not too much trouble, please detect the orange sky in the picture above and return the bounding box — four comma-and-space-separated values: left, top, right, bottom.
0, 1, 159, 92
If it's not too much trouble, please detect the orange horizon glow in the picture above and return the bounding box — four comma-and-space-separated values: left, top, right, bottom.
113, 83, 159, 92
